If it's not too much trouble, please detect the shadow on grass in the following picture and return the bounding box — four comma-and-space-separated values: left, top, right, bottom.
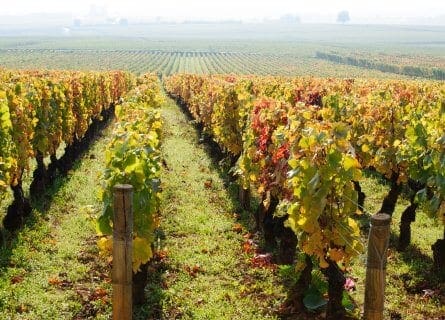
389, 230, 444, 290
0, 113, 113, 284
0, 162, 77, 275
384, 231, 445, 319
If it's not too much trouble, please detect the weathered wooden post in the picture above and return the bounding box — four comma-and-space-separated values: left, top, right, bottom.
113, 184, 133, 320
364, 213, 391, 320
239, 186, 251, 211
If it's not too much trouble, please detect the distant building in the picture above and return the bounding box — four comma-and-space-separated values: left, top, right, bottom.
73, 19, 81, 27
337, 11, 350, 24
119, 18, 129, 26
279, 14, 301, 24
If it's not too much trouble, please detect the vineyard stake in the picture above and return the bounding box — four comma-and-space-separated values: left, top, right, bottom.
239, 186, 251, 211
113, 184, 133, 320
364, 213, 391, 320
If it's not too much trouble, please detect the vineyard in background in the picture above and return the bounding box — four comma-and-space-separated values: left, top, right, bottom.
0, 48, 412, 78
316, 51, 445, 80
1, 23, 443, 79
1, 27, 444, 79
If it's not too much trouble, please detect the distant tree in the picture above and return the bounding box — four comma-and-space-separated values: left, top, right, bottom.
73, 19, 81, 27
337, 10, 350, 24
279, 14, 301, 24
119, 18, 128, 26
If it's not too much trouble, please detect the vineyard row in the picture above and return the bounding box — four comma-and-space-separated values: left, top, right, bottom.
316, 51, 445, 80
0, 69, 134, 229
164, 74, 444, 317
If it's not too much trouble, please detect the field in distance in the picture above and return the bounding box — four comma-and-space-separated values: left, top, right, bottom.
0, 23, 444, 77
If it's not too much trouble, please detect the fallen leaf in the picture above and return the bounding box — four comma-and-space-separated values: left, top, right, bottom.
422, 289, 437, 298
94, 288, 108, 298
15, 304, 28, 314
184, 264, 202, 277
204, 179, 213, 189
155, 250, 168, 260
242, 239, 256, 254
232, 223, 243, 233
48, 277, 62, 286
11, 275, 24, 285
76, 289, 90, 302
251, 253, 275, 269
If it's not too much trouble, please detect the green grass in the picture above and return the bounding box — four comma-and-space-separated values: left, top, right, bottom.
137, 96, 287, 319
348, 172, 444, 320
0, 130, 113, 319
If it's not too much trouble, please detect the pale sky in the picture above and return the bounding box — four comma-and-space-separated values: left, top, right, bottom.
2, 0, 445, 21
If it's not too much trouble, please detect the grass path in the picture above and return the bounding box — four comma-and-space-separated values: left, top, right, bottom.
140, 97, 286, 319
0, 129, 112, 319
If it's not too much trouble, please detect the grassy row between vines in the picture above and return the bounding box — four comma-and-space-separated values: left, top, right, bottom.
0, 127, 113, 319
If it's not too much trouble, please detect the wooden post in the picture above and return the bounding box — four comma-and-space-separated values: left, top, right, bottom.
364, 213, 391, 320
239, 186, 251, 211
113, 184, 133, 320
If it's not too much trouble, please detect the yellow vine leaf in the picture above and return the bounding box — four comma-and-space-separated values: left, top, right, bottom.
133, 237, 153, 273
343, 156, 360, 170
257, 184, 265, 194
328, 248, 344, 262
361, 144, 370, 153
348, 217, 361, 236
97, 237, 113, 255
319, 256, 329, 269
288, 158, 298, 169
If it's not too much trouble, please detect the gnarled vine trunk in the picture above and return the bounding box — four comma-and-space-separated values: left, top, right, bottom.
322, 259, 346, 320
4, 181, 31, 231
379, 173, 402, 216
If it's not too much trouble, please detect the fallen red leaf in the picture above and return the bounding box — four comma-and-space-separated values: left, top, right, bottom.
251, 253, 275, 269
48, 277, 62, 286
155, 250, 168, 260
11, 275, 24, 285
242, 239, 257, 254
204, 179, 213, 189
232, 223, 243, 233
94, 288, 108, 298
184, 264, 202, 277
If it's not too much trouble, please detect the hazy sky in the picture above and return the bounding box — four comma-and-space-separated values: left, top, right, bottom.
3, 0, 445, 20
